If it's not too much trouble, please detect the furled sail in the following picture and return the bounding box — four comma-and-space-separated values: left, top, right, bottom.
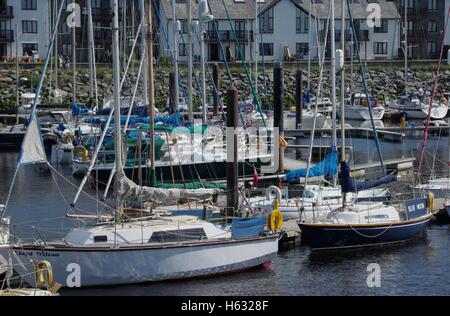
118, 176, 222, 205
18, 115, 47, 166
340, 161, 396, 193
285, 148, 338, 182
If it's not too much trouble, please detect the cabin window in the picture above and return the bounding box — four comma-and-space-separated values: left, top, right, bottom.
94, 235, 108, 243
149, 228, 206, 243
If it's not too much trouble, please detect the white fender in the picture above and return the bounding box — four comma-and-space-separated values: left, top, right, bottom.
266, 186, 282, 203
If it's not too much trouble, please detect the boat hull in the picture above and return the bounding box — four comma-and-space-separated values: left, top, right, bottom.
337, 107, 385, 120
298, 214, 432, 250
389, 105, 448, 120
12, 236, 278, 288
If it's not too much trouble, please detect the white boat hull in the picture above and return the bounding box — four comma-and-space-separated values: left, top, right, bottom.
337, 106, 385, 120
13, 236, 278, 288
388, 104, 448, 120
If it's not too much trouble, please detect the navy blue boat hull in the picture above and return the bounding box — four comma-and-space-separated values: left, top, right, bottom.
299, 215, 432, 250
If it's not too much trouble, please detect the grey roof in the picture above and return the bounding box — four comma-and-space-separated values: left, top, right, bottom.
160, 0, 400, 21
160, 0, 257, 20
290, 0, 400, 20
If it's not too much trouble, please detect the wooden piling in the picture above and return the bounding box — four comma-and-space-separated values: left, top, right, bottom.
295, 69, 303, 128
273, 61, 284, 173
169, 72, 177, 114
212, 63, 220, 116
226, 85, 239, 216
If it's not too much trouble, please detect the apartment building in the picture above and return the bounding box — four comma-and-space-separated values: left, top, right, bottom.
0, 0, 50, 59
158, 0, 401, 63
390, 0, 445, 59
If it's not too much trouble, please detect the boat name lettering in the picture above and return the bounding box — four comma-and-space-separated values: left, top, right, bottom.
15, 250, 59, 258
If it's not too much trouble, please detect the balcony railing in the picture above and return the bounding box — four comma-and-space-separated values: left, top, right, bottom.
320, 30, 369, 42
0, 30, 14, 43
0, 6, 13, 19
205, 30, 254, 42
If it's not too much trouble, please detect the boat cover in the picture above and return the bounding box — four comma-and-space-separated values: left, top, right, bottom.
231, 216, 267, 239
285, 148, 338, 182
340, 161, 396, 193
118, 175, 221, 205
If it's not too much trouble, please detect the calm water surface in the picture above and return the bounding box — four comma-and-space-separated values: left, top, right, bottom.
0, 132, 449, 296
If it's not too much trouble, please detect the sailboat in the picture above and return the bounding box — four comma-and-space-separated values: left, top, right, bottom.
337, 92, 385, 121
6, 0, 278, 288
298, 0, 432, 250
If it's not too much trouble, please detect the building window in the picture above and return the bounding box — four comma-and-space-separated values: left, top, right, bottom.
428, 0, 437, 11
427, 41, 437, 55
235, 20, 246, 38
259, 8, 273, 34
62, 43, 72, 57
427, 21, 437, 33
180, 21, 188, 34
22, 20, 38, 34
235, 43, 246, 60
22, 43, 38, 56
21, 0, 37, 10
296, 8, 309, 34
179, 43, 187, 56
374, 19, 388, 33
296, 43, 309, 59
373, 42, 387, 55
259, 43, 273, 56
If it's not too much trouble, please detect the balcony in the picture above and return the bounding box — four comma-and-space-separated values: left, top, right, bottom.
0, 30, 14, 43
0, 5, 13, 19
320, 30, 369, 42
205, 30, 254, 43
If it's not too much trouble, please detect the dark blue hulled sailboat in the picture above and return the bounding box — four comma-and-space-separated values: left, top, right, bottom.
298, 162, 432, 250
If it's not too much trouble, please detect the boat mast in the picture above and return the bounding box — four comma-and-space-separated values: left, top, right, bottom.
72, 0, 76, 105
340, 0, 346, 206
140, 0, 148, 104
187, 0, 193, 123
54, 0, 59, 94
15, 23, 19, 126
254, 0, 259, 96
112, 0, 124, 223
172, 0, 179, 111
307, 0, 311, 95
404, 0, 408, 96
147, 0, 155, 177
87, 0, 94, 101
331, 0, 337, 186
199, 0, 210, 125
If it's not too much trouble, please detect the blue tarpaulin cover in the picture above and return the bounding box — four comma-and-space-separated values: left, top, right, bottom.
340, 161, 396, 193
231, 216, 267, 239
285, 148, 339, 182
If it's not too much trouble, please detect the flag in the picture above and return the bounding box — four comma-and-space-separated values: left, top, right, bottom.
253, 167, 259, 187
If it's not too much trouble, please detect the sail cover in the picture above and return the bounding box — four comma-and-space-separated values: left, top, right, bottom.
285, 148, 338, 182
18, 115, 46, 166
340, 161, 396, 193
118, 176, 222, 205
